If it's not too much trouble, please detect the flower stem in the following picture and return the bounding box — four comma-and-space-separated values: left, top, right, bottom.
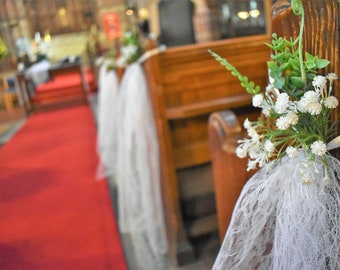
292, 0, 306, 84
298, 8, 306, 84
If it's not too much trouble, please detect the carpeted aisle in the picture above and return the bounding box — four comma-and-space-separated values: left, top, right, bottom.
0, 105, 127, 270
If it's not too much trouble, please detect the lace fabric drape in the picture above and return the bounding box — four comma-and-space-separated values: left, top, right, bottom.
116, 63, 168, 269
96, 63, 119, 180
213, 152, 340, 270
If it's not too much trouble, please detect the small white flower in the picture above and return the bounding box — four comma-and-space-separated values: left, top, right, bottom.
303, 91, 319, 102
286, 146, 299, 158
274, 93, 290, 114
324, 96, 339, 109
265, 84, 274, 93
276, 116, 290, 130
247, 142, 262, 159
312, 75, 327, 89
308, 102, 322, 115
326, 73, 338, 82
258, 160, 266, 168
247, 128, 261, 142
247, 127, 256, 137
297, 91, 320, 113
262, 108, 270, 117
236, 146, 247, 158
264, 140, 275, 153
296, 99, 308, 113
273, 88, 281, 97
310, 140, 327, 156
247, 160, 257, 171
243, 118, 252, 130
286, 111, 299, 125
252, 94, 264, 108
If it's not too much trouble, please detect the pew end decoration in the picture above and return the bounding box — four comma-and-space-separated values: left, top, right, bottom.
116, 30, 142, 68
210, 0, 340, 269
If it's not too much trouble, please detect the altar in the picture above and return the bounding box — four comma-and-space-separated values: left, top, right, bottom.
16, 58, 96, 113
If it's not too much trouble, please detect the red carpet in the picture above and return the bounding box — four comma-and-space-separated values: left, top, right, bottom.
0, 105, 127, 270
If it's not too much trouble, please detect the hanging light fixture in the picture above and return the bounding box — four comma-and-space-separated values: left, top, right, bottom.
238, 11, 249, 20
125, 7, 135, 16
249, 0, 261, 18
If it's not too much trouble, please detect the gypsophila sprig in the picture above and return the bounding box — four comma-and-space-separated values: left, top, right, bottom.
209, 2, 339, 171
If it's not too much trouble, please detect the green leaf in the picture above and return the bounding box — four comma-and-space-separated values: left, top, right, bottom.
279, 62, 290, 70
305, 52, 330, 70
305, 52, 316, 62
292, 36, 299, 46
267, 61, 277, 69
306, 61, 316, 70
264, 42, 274, 50
315, 59, 330, 69
290, 76, 305, 88
273, 77, 285, 89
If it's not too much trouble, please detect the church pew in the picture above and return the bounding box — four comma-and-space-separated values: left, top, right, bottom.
142, 34, 270, 266
208, 109, 258, 241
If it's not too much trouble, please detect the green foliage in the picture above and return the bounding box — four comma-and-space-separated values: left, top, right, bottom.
0, 37, 8, 59
209, 0, 328, 100
305, 52, 330, 70
208, 50, 261, 95
291, 0, 304, 16
121, 30, 142, 64
209, 1, 338, 169
106, 49, 117, 71
267, 33, 330, 99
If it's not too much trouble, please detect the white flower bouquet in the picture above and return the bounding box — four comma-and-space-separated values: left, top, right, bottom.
210, 1, 340, 269
116, 30, 142, 68
210, 4, 339, 171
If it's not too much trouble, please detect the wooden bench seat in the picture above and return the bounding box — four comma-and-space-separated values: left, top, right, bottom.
142, 34, 270, 266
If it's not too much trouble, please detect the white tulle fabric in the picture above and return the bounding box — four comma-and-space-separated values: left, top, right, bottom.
96, 63, 119, 180
116, 63, 168, 269
213, 151, 340, 270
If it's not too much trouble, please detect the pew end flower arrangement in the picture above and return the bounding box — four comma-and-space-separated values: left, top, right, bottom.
116, 30, 142, 68
101, 30, 142, 73
210, 20, 339, 173
210, 1, 340, 269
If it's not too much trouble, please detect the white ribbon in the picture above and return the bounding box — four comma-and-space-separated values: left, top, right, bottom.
136, 44, 167, 64
327, 135, 340, 150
